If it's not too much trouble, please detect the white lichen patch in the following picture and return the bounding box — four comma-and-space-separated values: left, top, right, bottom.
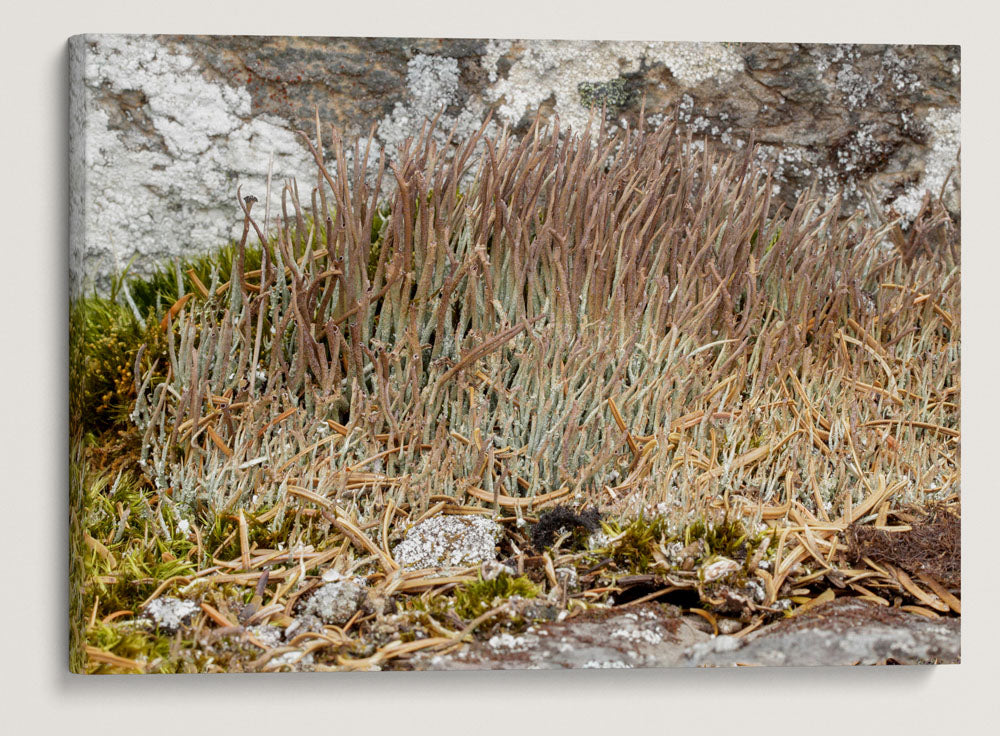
481, 40, 512, 84
554, 566, 578, 591
298, 576, 367, 625
246, 624, 284, 648
486, 41, 743, 132
480, 558, 518, 581
269, 650, 315, 668
717, 618, 743, 635
683, 633, 744, 661
587, 530, 613, 549
649, 43, 745, 87
243, 625, 316, 668
890, 108, 961, 223
755, 143, 811, 184
70, 34, 314, 295
142, 596, 199, 633
610, 625, 664, 645
487, 632, 531, 651
582, 659, 633, 668
393, 515, 502, 569
377, 53, 495, 161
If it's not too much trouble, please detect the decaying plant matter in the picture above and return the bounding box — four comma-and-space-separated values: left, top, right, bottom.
74, 111, 959, 672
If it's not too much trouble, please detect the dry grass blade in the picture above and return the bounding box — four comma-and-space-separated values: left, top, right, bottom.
321, 510, 398, 573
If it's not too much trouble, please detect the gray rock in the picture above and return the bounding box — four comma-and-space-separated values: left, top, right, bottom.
414, 604, 710, 670
413, 598, 959, 669
682, 598, 960, 666
393, 515, 502, 570
71, 36, 959, 296
298, 576, 367, 625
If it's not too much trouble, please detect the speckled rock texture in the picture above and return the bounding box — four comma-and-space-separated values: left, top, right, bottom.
298, 575, 367, 625
70, 36, 959, 295
414, 598, 959, 670
683, 598, 960, 666
393, 515, 502, 570
415, 604, 710, 670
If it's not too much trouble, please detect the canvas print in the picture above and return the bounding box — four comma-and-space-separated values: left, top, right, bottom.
69, 37, 960, 673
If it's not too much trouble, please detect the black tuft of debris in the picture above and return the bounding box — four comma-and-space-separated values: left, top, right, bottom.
531, 506, 602, 551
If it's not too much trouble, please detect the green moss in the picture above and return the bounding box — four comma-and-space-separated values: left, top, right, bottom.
682, 516, 777, 574
75, 463, 198, 624
68, 437, 90, 672
125, 243, 263, 316
69, 240, 273, 438
367, 237, 382, 282
74, 461, 203, 672
683, 517, 748, 558
195, 508, 335, 571
85, 622, 179, 674
749, 227, 781, 251
69, 295, 167, 434
453, 574, 539, 619
598, 515, 671, 574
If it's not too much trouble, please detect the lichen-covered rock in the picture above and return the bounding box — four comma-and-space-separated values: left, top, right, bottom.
683, 598, 960, 666
414, 604, 709, 670
393, 515, 502, 569
414, 598, 960, 670
141, 596, 199, 633
71, 36, 959, 295
298, 576, 367, 625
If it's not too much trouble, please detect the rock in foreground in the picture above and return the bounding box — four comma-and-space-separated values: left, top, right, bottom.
415, 598, 959, 669
684, 598, 960, 666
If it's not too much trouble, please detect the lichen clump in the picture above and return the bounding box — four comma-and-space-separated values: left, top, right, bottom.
300, 577, 367, 625
394, 516, 502, 569
71, 109, 960, 672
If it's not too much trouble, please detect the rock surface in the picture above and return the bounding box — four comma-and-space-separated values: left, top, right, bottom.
298, 575, 367, 625
416, 603, 710, 670
415, 598, 959, 669
393, 514, 502, 569
684, 598, 961, 666
70, 36, 960, 294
